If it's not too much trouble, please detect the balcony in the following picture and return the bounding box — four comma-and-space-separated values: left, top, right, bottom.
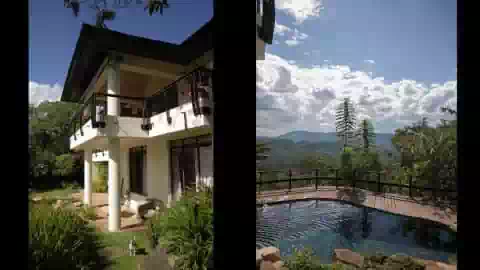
68, 67, 213, 150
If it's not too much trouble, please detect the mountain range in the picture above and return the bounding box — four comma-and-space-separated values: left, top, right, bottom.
257, 131, 396, 169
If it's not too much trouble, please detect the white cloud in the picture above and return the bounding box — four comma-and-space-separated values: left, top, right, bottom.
274, 22, 292, 36
285, 28, 309, 46
29, 81, 63, 106
364, 59, 375, 64
276, 0, 324, 24
256, 53, 457, 136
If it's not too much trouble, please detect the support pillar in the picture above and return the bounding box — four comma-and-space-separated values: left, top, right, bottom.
106, 54, 122, 232
84, 149, 92, 205
108, 138, 121, 232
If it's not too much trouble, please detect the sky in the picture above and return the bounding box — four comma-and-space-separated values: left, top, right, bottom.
29, 0, 212, 105
256, 0, 457, 136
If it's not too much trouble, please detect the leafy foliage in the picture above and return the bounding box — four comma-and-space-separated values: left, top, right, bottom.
336, 98, 357, 149
355, 119, 376, 151
29, 203, 107, 270
391, 108, 457, 200
30, 101, 82, 187
284, 248, 343, 270
93, 162, 108, 193
147, 186, 213, 270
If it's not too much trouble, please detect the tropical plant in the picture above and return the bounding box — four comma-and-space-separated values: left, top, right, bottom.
29, 203, 107, 270
147, 185, 213, 270
336, 98, 357, 150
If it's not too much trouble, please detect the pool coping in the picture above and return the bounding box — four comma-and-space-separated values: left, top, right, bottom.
257, 187, 457, 231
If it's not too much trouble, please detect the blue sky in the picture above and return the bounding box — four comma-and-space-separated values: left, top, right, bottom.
29, 0, 212, 104
257, 0, 457, 135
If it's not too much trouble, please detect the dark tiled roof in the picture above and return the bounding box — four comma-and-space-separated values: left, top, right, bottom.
61, 18, 213, 102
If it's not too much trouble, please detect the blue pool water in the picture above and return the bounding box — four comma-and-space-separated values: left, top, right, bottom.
256, 200, 456, 263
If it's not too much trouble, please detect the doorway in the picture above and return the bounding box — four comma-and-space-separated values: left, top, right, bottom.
170, 135, 212, 200
129, 146, 147, 195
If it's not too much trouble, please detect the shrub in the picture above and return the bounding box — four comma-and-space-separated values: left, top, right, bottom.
93, 162, 108, 193
80, 206, 97, 221
284, 248, 342, 270
29, 204, 107, 270
146, 185, 213, 270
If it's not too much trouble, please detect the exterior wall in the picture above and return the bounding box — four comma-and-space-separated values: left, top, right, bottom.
71, 120, 101, 150
149, 103, 209, 138
97, 116, 150, 138
145, 136, 170, 205
93, 151, 109, 162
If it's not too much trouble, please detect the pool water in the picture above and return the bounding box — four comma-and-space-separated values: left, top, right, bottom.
256, 200, 456, 263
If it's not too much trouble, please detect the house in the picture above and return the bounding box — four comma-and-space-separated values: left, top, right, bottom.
61, 20, 213, 232
256, 0, 275, 60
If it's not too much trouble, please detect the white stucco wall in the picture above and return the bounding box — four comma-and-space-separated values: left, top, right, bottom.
149, 103, 209, 137
92, 151, 109, 162
98, 116, 150, 138
145, 136, 170, 205
70, 120, 100, 150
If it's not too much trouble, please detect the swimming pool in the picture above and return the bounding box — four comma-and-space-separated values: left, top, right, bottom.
256, 200, 456, 263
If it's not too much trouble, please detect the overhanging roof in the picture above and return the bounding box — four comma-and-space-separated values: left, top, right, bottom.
61, 19, 213, 103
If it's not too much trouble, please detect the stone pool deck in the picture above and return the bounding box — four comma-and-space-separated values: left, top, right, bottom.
257, 186, 457, 230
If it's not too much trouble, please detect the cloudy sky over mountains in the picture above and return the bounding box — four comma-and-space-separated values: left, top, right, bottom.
257, 0, 456, 136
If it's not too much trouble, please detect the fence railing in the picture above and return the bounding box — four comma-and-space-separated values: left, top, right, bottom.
256, 168, 457, 203
68, 66, 212, 136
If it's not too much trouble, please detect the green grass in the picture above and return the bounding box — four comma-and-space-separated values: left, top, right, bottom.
98, 231, 149, 270
29, 184, 80, 200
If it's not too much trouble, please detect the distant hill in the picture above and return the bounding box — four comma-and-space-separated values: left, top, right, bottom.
275, 131, 394, 149
256, 131, 397, 169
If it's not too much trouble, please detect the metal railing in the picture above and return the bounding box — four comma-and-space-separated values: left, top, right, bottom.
256, 168, 457, 204
68, 66, 213, 137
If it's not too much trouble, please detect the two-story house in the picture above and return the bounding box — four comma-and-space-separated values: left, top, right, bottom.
62, 19, 214, 232
63, 0, 275, 232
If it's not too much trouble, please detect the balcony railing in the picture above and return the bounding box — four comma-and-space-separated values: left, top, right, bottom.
69, 66, 212, 137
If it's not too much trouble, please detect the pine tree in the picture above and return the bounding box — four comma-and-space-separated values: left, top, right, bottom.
336, 97, 357, 150
356, 119, 376, 151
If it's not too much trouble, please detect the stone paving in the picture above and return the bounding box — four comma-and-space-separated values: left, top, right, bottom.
72, 192, 146, 232
257, 186, 457, 229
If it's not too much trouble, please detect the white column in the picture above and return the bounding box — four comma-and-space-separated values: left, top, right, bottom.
107, 58, 120, 116
107, 55, 121, 232
84, 149, 92, 205
108, 138, 121, 231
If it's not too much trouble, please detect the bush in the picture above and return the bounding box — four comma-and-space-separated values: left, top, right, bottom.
284, 248, 344, 270
146, 186, 213, 270
29, 204, 107, 270
93, 162, 108, 193
80, 206, 97, 221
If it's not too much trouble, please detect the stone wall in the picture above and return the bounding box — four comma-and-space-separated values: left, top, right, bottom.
256, 246, 457, 270
256, 247, 285, 270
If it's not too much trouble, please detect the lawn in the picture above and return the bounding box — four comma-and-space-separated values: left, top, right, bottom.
29, 186, 173, 270
29, 183, 80, 200
98, 230, 150, 270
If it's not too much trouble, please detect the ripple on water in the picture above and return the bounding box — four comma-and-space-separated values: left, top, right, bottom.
256, 200, 456, 263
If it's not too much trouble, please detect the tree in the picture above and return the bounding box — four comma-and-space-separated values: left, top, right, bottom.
336, 97, 357, 150
256, 142, 270, 162
30, 101, 82, 181
356, 119, 376, 151
64, 0, 171, 28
